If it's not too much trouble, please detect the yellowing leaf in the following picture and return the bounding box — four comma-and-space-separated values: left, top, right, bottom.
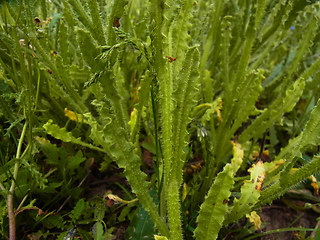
105, 193, 138, 204
224, 161, 265, 225
310, 175, 319, 195
154, 235, 168, 240
264, 159, 285, 173
128, 108, 137, 132
248, 160, 265, 191
246, 211, 261, 230
64, 108, 85, 123
35, 136, 51, 144
182, 183, 187, 202
231, 141, 244, 174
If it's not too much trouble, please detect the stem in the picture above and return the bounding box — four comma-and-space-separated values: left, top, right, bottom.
8, 121, 27, 240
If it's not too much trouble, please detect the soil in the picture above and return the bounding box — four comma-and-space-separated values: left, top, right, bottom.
259, 199, 319, 240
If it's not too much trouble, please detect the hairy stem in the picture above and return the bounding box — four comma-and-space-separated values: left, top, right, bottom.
8, 121, 27, 240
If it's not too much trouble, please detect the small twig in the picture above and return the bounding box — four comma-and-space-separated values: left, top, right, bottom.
15, 194, 28, 213
0, 182, 5, 191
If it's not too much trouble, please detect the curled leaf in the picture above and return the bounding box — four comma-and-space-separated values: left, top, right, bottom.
246, 211, 261, 230
105, 193, 138, 204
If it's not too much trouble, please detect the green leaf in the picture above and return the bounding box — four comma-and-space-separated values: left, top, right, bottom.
87, 0, 106, 45
259, 155, 320, 206
277, 98, 320, 161
194, 164, 234, 240
93, 222, 104, 240
240, 77, 305, 142
125, 204, 155, 240
41, 214, 65, 229
67, 150, 86, 169
76, 28, 104, 72
43, 119, 106, 153
70, 199, 85, 223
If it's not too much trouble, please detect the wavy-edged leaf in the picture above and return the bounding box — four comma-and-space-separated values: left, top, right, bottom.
224, 161, 265, 225
76, 28, 104, 72
299, 99, 320, 151
106, 0, 128, 45
194, 164, 234, 240
170, 0, 194, 71
172, 46, 200, 175
283, 14, 318, 87
194, 143, 243, 240
86, 90, 168, 237
43, 119, 106, 153
87, 0, 106, 45
70, 198, 85, 223
167, 46, 200, 240
67, 0, 104, 45
58, 21, 69, 64
276, 98, 320, 161
220, 15, 232, 96
214, 69, 263, 164
258, 155, 320, 206
240, 77, 305, 142
230, 69, 264, 134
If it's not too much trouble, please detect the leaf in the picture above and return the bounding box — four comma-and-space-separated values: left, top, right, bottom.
224, 161, 265, 225
167, 46, 200, 240
246, 211, 261, 230
240, 77, 305, 142
41, 214, 65, 229
230, 141, 244, 173
154, 236, 168, 240
128, 108, 137, 134
125, 204, 156, 240
76, 28, 104, 72
43, 119, 106, 153
67, 150, 86, 169
93, 222, 104, 240
172, 46, 201, 173
64, 108, 85, 123
276, 98, 320, 161
35, 136, 59, 163
87, 0, 106, 45
70, 199, 85, 223
194, 164, 234, 240
259, 155, 320, 206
